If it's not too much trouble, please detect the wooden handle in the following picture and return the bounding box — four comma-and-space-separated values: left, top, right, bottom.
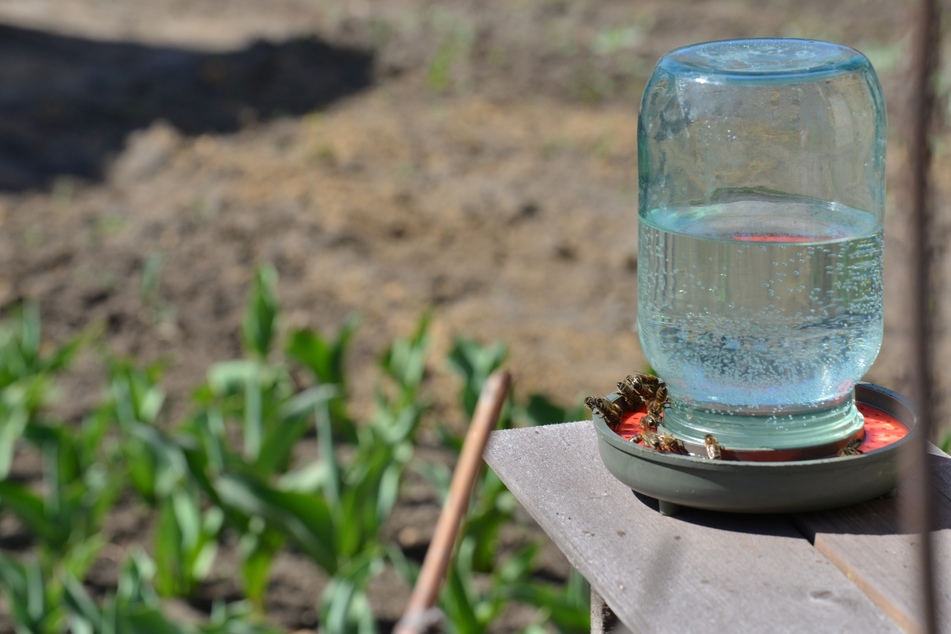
395, 370, 512, 634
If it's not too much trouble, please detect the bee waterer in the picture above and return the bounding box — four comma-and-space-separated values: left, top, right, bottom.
603, 38, 905, 514
592, 382, 915, 515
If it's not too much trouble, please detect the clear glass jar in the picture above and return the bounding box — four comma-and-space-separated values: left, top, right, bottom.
636, 39, 886, 452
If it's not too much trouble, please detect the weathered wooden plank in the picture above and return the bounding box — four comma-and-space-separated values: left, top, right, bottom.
792, 446, 951, 633
485, 422, 900, 633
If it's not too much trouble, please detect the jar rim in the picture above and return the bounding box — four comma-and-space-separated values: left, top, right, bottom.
658, 38, 872, 83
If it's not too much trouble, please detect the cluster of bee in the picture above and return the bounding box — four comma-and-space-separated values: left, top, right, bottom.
585, 372, 726, 459
587, 373, 866, 461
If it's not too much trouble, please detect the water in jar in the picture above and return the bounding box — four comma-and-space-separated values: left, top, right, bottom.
637, 195, 883, 448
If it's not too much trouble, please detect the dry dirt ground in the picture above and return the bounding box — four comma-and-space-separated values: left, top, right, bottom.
0, 0, 948, 631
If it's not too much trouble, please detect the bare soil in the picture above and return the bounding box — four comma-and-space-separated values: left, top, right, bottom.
0, 0, 948, 631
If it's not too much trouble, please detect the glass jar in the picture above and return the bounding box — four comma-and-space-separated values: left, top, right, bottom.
636, 39, 886, 452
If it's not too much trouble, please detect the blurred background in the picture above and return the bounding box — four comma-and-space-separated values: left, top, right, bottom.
0, 0, 947, 632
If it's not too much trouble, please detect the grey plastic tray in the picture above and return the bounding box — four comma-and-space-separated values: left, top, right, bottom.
594, 382, 916, 514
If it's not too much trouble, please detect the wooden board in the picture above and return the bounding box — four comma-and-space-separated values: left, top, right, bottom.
792, 447, 951, 633
485, 422, 900, 633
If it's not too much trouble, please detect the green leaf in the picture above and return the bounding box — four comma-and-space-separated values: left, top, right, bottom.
287, 324, 348, 386
322, 578, 378, 634
504, 577, 591, 632
193, 508, 223, 581
76, 409, 111, 473
241, 265, 280, 359
0, 400, 28, 478
107, 360, 166, 427
286, 316, 359, 442
238, 518, 282, 610
155, 486, 222, 599
213, 472, 338, 573
186, 409, 227, 475
63, 573, 103, 629
202, 600, 286, 634
0, 554, 29, 623
43, 326, 93, 375
154, 496, 185, 596
207, 360, 259, 395
62, 535, 107, 582
383, 543, 419, 586
375, 455, 405, 527
496, 543, 539, 585
116, 548, 159, 607
446, 337, 508, 417
125, 422, 188, 501
25, 554, 44, 623
115, 606, 190, 634
379, 312, 431, 394
206, 359, 271, 462
441, 541, 481, 633
0, 480, 64, 545
316, 398, 341, 505
371, 401, 424, 446
277, 460, 330, 493
256, 385, 336, 476
242, 365, 264, 462
17, 301, 42, 369
412, 459, 452, 503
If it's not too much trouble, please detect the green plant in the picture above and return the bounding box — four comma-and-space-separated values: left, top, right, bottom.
0, 274, 592, 633
182, 267, 430, 630
287, 313, 360, 442
0, 303, 87, 477
505, 568, 591, 633
64, 548, 286, 634
0, 305, 114, 634
153, 483, 223, 598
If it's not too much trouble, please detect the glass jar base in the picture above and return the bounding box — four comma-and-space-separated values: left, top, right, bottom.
660, 398, 865, 452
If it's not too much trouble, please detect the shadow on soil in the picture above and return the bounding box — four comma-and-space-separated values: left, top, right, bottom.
0, 23, 374, 191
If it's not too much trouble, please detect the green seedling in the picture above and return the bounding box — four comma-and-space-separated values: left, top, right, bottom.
154, 485, 223, 598
287, 312, 359, 440
379, 311, 431, 405
242, 265, 280, 360
1, 419, 116, 564
0, 303, 45, 383
446, 336, 509, 420
61, 548, 285, 634
505, 568, 591, 633
0, 553, 66, 634
0, 303, 88, 476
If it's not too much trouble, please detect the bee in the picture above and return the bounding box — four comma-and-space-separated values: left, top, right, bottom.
659, 434, 687, 455
629, 432, 643, 445
653, 384, 669, 408
615, 381, 644, 410
836, 436, 863, 457
640, 412, 660, 433
584, 395, 623, 427
646, 395, 667, 420
704, 434, 723, 460
623, 372, 662, 401
641, 431, 662, 450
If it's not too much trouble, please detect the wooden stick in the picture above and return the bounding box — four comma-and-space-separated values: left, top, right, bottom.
395, 370, 512, 634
